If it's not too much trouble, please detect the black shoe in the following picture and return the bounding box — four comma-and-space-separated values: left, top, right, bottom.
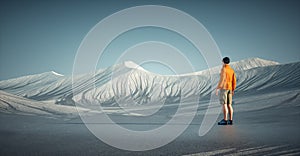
218, 119, 228, 125
227, 120, 233, 125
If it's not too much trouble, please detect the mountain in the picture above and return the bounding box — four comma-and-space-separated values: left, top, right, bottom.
0, 71, 65, 97
73, 59, 298, 107
0, 90, 88, 117
231, 57, 279, 70
0, 58, 298, 108
188, 57, 279, 76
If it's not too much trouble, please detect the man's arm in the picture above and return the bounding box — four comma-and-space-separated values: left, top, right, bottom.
232, 73, 236, 95
216, 68, 226, 95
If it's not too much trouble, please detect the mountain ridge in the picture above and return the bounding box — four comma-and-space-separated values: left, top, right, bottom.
0, 58, 298, 106
0, 57, 279, 81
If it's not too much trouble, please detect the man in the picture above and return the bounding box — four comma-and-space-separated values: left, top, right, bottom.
216, 57, 236, 125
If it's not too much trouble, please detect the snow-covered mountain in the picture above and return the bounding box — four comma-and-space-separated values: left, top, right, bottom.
187, 57, 279, 76
0, 90, 88, 117
0, 71, 66, 99
0, 58, 299, 108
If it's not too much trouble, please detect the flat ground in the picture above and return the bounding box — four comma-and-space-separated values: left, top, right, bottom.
1, 103, 300, 156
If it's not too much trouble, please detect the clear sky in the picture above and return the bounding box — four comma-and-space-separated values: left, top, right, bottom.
0, 0, 299, 80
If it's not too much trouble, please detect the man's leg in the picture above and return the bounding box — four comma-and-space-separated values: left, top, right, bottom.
222, 104, 228, 120
227, 91, 233, 121
227, 104, 233, 120
218, 89, 228, 125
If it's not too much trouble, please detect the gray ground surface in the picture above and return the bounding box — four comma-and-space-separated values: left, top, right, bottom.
1, 103, 300, 156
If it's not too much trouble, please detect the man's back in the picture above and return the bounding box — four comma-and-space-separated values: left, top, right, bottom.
218, 64, 236, 92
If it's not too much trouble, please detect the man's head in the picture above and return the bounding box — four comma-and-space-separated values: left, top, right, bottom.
222, 57, 230, 64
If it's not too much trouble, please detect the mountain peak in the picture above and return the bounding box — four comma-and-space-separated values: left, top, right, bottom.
230, 57, 279, 71
238, 57, 279, 65
123, 61, 147, 72
185, 57, 279, 76
50, 71, 64, 77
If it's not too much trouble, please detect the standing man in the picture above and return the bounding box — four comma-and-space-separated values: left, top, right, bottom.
216, 57, 236, 125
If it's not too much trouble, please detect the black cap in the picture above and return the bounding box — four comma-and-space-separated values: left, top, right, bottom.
223, 57, 230, 64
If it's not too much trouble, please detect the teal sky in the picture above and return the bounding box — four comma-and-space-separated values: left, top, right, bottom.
0, 0, 299, 80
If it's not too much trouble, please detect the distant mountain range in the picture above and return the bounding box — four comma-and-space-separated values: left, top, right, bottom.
0, 58, 299, 107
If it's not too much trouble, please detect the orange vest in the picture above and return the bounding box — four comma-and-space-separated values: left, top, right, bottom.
217, 64, 236, 91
